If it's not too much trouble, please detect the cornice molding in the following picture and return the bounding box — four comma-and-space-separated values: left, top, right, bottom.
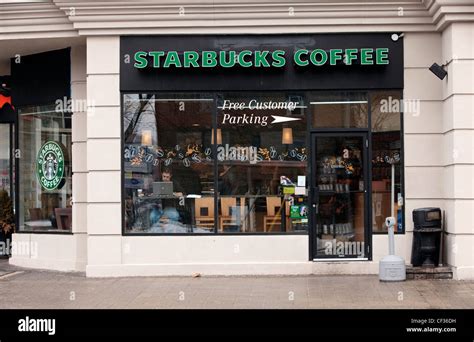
424, 0, 474, 30
0, 1, 77, 39
0, 0, 473, 39
54, 0, 435, 35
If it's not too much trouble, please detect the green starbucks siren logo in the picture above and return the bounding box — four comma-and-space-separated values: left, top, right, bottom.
36, 141, 65, 191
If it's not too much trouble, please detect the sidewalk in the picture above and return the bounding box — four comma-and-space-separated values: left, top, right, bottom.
0, 260, 473, 309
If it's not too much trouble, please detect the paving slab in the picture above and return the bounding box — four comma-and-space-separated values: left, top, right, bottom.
0, 260, 473, 309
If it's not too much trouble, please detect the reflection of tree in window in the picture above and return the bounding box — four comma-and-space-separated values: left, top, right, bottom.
123, 94, 154, 143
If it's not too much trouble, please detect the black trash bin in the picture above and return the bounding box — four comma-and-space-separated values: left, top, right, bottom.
411, 208, 442, 267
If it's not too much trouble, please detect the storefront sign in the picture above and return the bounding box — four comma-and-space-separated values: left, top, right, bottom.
121, 34, 403, 92
11, 48, 70, 107
36, 141, 65, 191
133, 48, 389, 69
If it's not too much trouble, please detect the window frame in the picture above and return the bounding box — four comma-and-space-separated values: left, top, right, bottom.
369, 89, 405, 235
120, 90, 405, 236
15, 104, 74, 234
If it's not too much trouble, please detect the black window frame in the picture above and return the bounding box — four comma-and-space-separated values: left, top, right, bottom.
120, 89, 405, 237
15, 103, 74, 234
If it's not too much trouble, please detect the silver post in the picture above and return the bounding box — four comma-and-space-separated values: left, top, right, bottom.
389, 163, 395, 255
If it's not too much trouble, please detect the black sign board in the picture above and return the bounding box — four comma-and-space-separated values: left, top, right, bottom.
11, 48, 71, 107
120, 34, 403, 92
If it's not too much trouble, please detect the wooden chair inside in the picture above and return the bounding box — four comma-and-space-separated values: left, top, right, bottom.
263, 196, 283, 232
219, 197, 246, 232
29, 208, 42, 221
54, 207, 72, 230
194, 197, 215, 230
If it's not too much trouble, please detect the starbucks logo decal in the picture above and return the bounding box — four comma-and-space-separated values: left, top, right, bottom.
36, 141, 65, 191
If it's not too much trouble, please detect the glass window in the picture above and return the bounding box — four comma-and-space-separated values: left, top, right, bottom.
122, 90, 403, 235
0, 124, 12, 196
371, 91, 403, 233
0, 124, 14, 237
216, 93, 308, 233
123, 92, 309, 234
310, 92, 368, 128
123, 94, 215, 234
18, 104, 72, 232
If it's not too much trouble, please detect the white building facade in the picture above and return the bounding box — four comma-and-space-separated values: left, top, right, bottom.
0, 0, 473, 279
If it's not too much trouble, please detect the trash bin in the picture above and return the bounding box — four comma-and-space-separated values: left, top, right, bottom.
411, 208, 442, 267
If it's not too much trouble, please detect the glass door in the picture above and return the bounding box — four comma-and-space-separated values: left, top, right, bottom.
312, 133, 369, 259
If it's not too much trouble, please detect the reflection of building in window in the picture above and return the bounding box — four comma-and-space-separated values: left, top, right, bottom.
371, 91, 403, 233
18, 105, 73, 232
123, 93, 309, 234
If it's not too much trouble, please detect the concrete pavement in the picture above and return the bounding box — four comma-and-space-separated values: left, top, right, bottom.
0, 260, 473, 309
